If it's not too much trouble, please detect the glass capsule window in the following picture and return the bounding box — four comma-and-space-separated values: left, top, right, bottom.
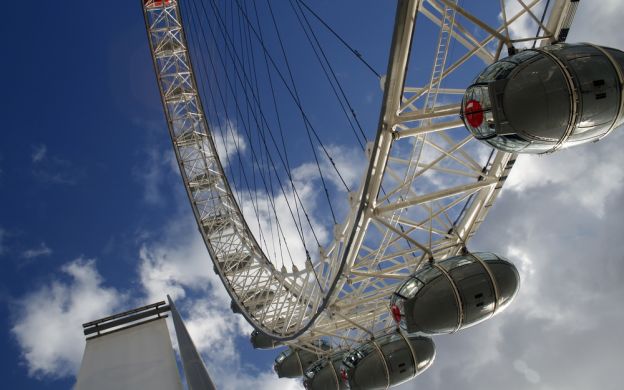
515, 141, 553, 154
438, 254, 475, 272
275, 351, 288, 364
398, 277, 424, 299
345, 342, 376, 368
474, 252, 500, 262
506, 49, 539, 64
314, 340, 331, 352
377, 333, 402, 345
357, 342, 376, 357
475, 60, 517, 83
392, 279, 428, 331
415, 266, 441, 284
304, 360, 325, 379
343, 350, 365, 369
344, 335, 404, 370
485, 134, 530, 153
542, 43, 566, 53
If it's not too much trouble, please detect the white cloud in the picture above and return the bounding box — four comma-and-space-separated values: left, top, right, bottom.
20, 242, 52, 259
568, 0, 623, 49
134, 121, 245, 206
31, 144, 47, 163
134, 147, 176, 205
212, 119, 247, 168
513, 359, 541, 385
503, 3, 624, 219
499, 0, 624, 52
13, 3, 624, 387
238, 178, 329, 270
292, 144, 364, 193
398, 60, 624, 390
137, 215, 228, 304
183, 298, 250, 361
11, 259, 125, 378
502, 246, 581, 331
396, 4, 624, 388
9, 220, 293, 389
213, 367, 302, 390
287, 143, 364, 236
500, 0, 547, 49
137, 215, 299, 389
211, 143, 357, 271
136, 212, 251, 341
132, 139, 335, 387
31, 146, 83, 185
505, 131, 624, 217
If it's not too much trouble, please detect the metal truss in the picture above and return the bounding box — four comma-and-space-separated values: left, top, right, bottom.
142, 0, 578, 353
142, 0, 332, 341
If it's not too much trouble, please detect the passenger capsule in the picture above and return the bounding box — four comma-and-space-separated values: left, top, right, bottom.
274, 344, 329, 378
229, 289, 274, 319
250, 329, 282, 350
390, 252, 519, 335
218, 253, 252, 276
302, 354, 347, 390
462, 43, 624, 153
240, 289, 275, 313
230, 300, 241, 314
340, 333, 435, 389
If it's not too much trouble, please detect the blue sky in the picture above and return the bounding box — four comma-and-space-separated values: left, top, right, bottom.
1, 1, 624, 389
0, 1, 392, 388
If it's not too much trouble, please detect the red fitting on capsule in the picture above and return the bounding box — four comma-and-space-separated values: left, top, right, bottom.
390, 304, 402, 323
340, 368, 348, 382
464, 99, 484, 128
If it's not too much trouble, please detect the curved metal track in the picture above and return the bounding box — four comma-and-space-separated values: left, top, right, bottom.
142, 0, 579, 351
142, 0, 338, 341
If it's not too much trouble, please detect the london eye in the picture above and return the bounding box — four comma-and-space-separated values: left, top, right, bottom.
141, 0, 619, 388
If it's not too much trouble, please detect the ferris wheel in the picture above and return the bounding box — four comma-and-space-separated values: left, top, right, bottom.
141, 0, 621, 387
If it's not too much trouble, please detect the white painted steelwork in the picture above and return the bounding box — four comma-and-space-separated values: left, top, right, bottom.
142, 0, 577, 355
